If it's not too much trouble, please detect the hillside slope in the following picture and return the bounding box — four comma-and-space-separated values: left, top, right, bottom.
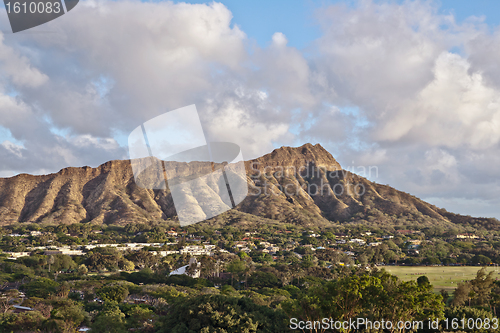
0, 143, 495, 229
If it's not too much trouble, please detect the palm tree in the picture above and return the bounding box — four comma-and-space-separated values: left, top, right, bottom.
47, 255, 55, 272
243, 261, 255, 289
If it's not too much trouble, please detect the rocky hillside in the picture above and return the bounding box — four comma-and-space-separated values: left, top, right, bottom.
0, 143, 496, 229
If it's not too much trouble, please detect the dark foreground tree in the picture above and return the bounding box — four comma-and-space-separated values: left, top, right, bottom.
156, 294, 289, 333
283, 270, 444, 333
91, 302, 127, 333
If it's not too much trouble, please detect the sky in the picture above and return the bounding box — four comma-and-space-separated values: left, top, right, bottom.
1, 0, 500, 218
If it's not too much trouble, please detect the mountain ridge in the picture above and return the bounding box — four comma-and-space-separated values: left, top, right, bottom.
0, 143, 497, 230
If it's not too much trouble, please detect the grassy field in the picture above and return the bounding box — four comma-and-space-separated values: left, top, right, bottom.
383, 266, 500, 292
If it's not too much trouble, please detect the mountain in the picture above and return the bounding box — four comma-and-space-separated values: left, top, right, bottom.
0, 143, 497, 230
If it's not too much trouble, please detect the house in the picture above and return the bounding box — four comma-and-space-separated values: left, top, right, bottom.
239, 247, 252, 253
44, 250, 63, 256
349, 238, 366, 245
406, 240, 421, 249
13, 305, 33, 313
382, 235, 394, 239
368, 242, 382, 247
179, 245, 215, 256
234, 241, 248, 248
150, 250, 178, 256
456, 233, 479, 239
167, 230, 178, 237
169, 258, 200, 278
6, 252, 31, 259
133, 299, 148, 304
266, 246, 280, 254
59, 249, 84, 256
186, 238, 203, 242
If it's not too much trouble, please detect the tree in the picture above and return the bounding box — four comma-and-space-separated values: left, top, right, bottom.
0, 289, 19, 313
440, 289, 450, 304
238, 251, 249, 259
91, 303, 127, 333
417, 275, 431, 287
283, 271, 444, 333
357, 253, 368, 265
48, 255, 55, 272
126, 250, 158, 269
44, 301, 87, 333
226, 258, 246, 287
452, 282, 471, 307
471, 267, 494, 306
247, 271, 279, 289
444, 306, 495, 333
0, 311, 45, 332
121, 260, 135, 272
78, 264, 89, 275
53, 254, 77, 272
473, 255, 492, 266
125, 306, 156, 331
157, 294, 288, 333
22, 278, 59, 298
56, 281, 70, 298
283, 274, 373, 329
199, 256, 216, 279
242, 260, 256, 289
97, 285, 129, 303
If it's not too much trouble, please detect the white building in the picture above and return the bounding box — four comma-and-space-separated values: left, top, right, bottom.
169, 258, 200, 278
5, 252, 31, 259
349, 238, 366, 245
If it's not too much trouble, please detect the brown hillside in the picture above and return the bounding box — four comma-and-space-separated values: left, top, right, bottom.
0, 143, 492, 229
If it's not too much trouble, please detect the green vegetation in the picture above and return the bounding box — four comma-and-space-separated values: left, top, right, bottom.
385, 266, 500, 292
0, 221, 500, 332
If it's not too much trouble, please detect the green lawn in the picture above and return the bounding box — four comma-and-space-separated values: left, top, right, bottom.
383, 266, 500, 292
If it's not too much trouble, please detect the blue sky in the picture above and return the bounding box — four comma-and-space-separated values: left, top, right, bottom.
172, 0, 500, 49
2, 0, 500, 218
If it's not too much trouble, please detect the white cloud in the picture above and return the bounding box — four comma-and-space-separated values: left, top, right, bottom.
1, 140, 23, 158
301, 0, 500, 217
1, 0, 500, 217
0, 35, 48, 88
376, 52, 500, 149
